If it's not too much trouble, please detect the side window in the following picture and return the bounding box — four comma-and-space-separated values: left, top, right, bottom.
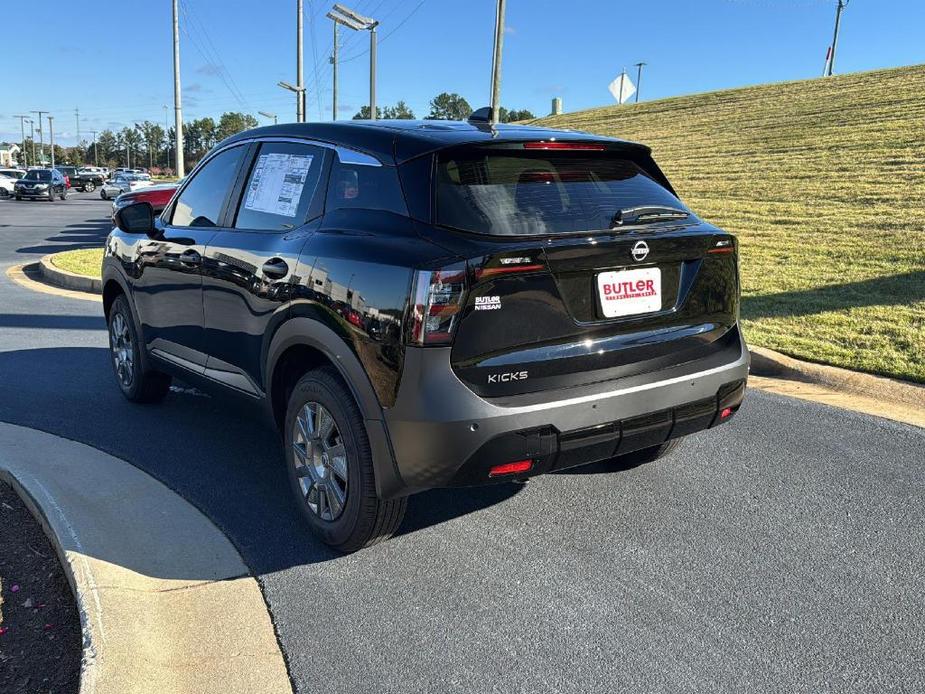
170, 146, 245, 227
233, 142, 325, 231
326, 152, 407, 215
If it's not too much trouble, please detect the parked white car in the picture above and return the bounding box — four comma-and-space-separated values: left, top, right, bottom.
0, 175, 15, 197
100, 174, 154, 200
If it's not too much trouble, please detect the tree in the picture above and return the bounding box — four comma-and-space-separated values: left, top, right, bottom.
384, 101, 414, 119
118, 127, 143, 168
96, 130, 119, 164
354, 101, 415, 120
135, 121, 165, 169
427, 92, 472, 121
503, 108, 536, 123
216, 112, 258, 141
352, 106, 383, 120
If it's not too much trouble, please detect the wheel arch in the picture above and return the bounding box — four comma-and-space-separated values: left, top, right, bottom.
266, 318, 407, 499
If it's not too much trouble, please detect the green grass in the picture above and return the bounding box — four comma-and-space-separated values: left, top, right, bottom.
51, 248, 104, 278
532, 64, 925, 383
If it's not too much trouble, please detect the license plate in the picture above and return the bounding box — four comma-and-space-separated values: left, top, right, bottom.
597, 267, 662, 318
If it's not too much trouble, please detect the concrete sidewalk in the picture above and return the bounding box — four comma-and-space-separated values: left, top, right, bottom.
0, 422, 291, 694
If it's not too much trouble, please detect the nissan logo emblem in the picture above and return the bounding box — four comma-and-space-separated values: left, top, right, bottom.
631, 241, 650, 262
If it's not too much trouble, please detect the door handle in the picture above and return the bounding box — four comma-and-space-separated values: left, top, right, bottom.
262, 258, 289, 279
179, 250, 202, 266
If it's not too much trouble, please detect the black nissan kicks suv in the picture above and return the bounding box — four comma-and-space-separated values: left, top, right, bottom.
103, 119, 749, 552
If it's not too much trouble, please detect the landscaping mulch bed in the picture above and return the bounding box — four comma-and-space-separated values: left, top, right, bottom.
0, 481, 81, 693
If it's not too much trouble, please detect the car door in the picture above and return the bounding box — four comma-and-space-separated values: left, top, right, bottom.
131, 144, 247, 374
199, 140, 329, 397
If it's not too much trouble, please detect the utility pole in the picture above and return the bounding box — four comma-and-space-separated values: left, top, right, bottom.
369, 22, 377, 120
14, 115, 28, 167
172, 0, 185, 177
331, 20, 339, 120
48, 116, 55, 168
826, 0, 849, 77
489, 0, 507, 124
634, 62, 646, 103
32, 111, 47, 165
74, 107, 81, 146
88, 131, 99, 166
297, 0, 305, 123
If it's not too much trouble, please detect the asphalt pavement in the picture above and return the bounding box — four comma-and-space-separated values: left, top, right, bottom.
1, 194, 923, 693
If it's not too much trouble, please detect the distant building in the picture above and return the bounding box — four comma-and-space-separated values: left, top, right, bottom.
0, 143, 21, 167
551, 97, 563, 116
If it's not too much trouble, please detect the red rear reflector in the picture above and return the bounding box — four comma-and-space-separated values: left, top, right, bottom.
522, 141, 606, 151
707, 247, 735, 254
720, 407, 734, 419
474, 263, 545, 280
489, 460, 533, 477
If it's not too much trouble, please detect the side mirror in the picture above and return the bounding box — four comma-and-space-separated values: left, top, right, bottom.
115, 201, 156, 235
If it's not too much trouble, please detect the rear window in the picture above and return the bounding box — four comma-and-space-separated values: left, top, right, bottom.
435, 147, 686, 235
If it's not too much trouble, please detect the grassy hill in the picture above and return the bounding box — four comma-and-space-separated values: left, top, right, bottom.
533, 64, 925, 383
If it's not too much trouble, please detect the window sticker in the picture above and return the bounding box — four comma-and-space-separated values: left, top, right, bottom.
243, 153, 314, 218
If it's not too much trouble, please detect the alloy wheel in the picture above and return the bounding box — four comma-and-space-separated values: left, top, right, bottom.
109, 312, 134, 388
291, 402, 349, 521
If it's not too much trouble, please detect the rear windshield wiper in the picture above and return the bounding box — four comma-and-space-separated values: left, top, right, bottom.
611, 205, 690, 228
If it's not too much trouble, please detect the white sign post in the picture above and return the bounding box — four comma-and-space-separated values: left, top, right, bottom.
608, 69, 637, 105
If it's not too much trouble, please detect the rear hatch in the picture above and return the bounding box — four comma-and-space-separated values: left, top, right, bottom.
424, 140, 741, 398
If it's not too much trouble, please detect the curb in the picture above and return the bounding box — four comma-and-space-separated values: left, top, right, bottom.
748, 345, 924, 410
6, 263, 102, 302
39, 253, 102, 294
0, 422, 292, 694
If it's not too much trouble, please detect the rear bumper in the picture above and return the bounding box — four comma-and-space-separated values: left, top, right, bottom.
383, 326, 750, 495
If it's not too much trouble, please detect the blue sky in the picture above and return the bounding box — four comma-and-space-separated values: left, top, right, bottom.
4, 0, 925, 146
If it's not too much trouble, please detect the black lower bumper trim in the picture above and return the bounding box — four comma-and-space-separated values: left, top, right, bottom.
445, 378, 746, 486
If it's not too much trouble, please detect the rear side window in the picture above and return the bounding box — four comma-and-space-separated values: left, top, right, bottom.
171, 145, 245, 227
435, 147, 686, 235
326, 152, 407, 215
233, 142, 326, 231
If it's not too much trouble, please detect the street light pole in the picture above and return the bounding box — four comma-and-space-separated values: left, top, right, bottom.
826, 0, 849, 77
32, 111, 47, 165
48, 116, 55, 168
88, 131, 98, 167
328, 5, 378, 120
489, 0, 507, 124
163, 105, 171, 172
14, 115, 28, 167
172, 0, 186, 177
634, 62, 646, 103
259, 111, 279, 125
297, 0, 305, 122
28, 119, 35, 165
369, 23, 377, 120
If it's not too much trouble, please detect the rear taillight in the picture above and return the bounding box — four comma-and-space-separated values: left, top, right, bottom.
409, 263, 467, 345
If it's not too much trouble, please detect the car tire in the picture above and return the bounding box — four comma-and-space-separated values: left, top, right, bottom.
100, 190, 108, 200
15, 195, 21, 201
48, 189, 55, 202
284, 366, 407, 553
85, 182, 95, 193
107, 295, 172, 403
609, 437, 684, 468
60, 190, 67, 200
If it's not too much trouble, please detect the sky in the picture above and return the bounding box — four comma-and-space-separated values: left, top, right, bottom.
4, 0, 925, 147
